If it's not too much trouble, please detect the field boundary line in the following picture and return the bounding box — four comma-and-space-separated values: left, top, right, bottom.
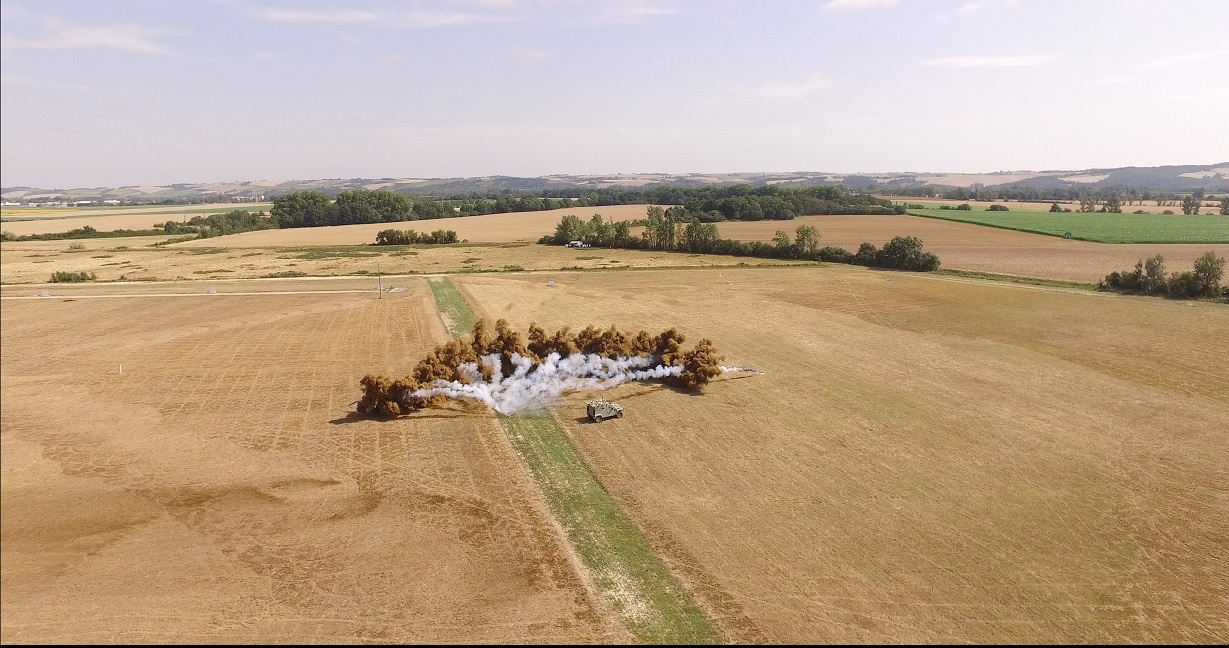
423, 276, 724, 645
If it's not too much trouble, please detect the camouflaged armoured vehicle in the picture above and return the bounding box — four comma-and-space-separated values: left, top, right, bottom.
586, 399, 623, 422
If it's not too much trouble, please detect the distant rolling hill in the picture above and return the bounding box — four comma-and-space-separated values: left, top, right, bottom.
5, 163, 1227, 204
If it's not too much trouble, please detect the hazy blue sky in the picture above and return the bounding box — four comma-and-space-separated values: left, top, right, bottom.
2, 0, 1226, 188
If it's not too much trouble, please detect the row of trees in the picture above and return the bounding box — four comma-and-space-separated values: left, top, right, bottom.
271, 190, 459, 228
535, 184, 899, 220
1100, 252, 1225, 299
3, 225, 167, 241
542, 210, 940, 271
359, 319, 724, 417
159, 210, 277, 238
373, 229, 460, 245
448, 195, 574, 216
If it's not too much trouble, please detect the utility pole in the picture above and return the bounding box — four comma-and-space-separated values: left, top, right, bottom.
377, 264, 383, 299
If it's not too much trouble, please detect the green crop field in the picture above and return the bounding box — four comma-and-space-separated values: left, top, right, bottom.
909, 209, 1229, 244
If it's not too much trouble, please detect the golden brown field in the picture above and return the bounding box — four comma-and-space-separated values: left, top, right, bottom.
0, 279, 625, 644
715, 215, 1229, 283
455, 266, 1229, 644
0, 203, 273, 235
5, 211, 1225, 286
0, 236, 797, 286
172, 204, 653, 248
4, 215, 1228, 644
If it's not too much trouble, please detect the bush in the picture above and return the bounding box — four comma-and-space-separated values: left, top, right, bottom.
49, 271, 96, 283
852, 242, 880, 266
955, 203, 972, 211
878, 235, 941, 271
815, 246, 853, 263
987, 204, 1009, 211
374, 229, 459, 245
1192, 251, 1225, 296
1163, 210, 1175, 214
1049, 203, 1063, 212
1101, 251, 1224, 299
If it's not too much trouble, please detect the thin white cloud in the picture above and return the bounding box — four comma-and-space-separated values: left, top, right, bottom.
507, 45, 551, 61
922, 55, 1054, 68
0, 73, 93, 92
823, 0, 901, 11
242, 1, 677, 27
255, 9, 383, 23
958, 0, 1020, 13
707, 76, 828, 103
1139, 49, 1227, 70
254, 7, 497, 27
0, 22, 174, 55
1093, 75, 1140, 85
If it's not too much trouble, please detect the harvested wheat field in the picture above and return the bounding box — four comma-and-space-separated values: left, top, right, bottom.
0, 205, 273, 236
715, 215, 1229, 282
0, 279, 624, 644
0, 237, 797, 285
455, 266, 1229, 644
173, 204, 655, 248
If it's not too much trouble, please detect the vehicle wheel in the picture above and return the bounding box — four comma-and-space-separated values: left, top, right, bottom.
616, 411, 623, 418
593, 415, 603, 423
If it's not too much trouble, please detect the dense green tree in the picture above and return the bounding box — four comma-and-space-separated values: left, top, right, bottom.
1192, 251, 1225, 296
793, 224, 821, 256
335, 190, 414, 225
681, 221, 720, 252
1220, 196, 1229, 215
1182, 195, 1201, 215
271, 191, 335, 228
553, 214, 587, 244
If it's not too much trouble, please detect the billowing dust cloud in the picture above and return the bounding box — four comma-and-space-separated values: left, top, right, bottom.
358, 320, 757, 417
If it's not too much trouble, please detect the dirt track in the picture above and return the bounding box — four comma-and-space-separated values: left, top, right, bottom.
0, 280, 623, 644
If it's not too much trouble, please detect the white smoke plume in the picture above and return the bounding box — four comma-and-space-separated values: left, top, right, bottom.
403, 352, 688, 414
719, 365, 764, 375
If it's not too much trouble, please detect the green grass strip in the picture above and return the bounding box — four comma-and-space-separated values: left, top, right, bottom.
908, 208, 1229, 244
499, 412, 722, 644
424, 275, 722, 644
934, 268, 1098, 291
425, 276, 478, 336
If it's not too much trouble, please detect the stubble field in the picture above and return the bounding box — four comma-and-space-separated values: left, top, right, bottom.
3, 215, 1228, 644
456, 266, 1229, 644
0, 279, 624, 644
6, 212, 1227, 285
714, 215, 1229, 282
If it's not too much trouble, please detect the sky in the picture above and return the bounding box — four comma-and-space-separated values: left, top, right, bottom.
2, 0, 1227, 188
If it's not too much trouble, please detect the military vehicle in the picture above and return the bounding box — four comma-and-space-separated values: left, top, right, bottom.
586, 399, 623, 422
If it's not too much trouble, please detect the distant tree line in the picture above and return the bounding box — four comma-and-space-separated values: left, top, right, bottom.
447, 195, 575, 216
158, 210, 276, 238
3, 225, 167, 241
541, 208, 940, 271
531, 184, 900, 220
878, 184, 1224, 206
1100, 252, 1225, 300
